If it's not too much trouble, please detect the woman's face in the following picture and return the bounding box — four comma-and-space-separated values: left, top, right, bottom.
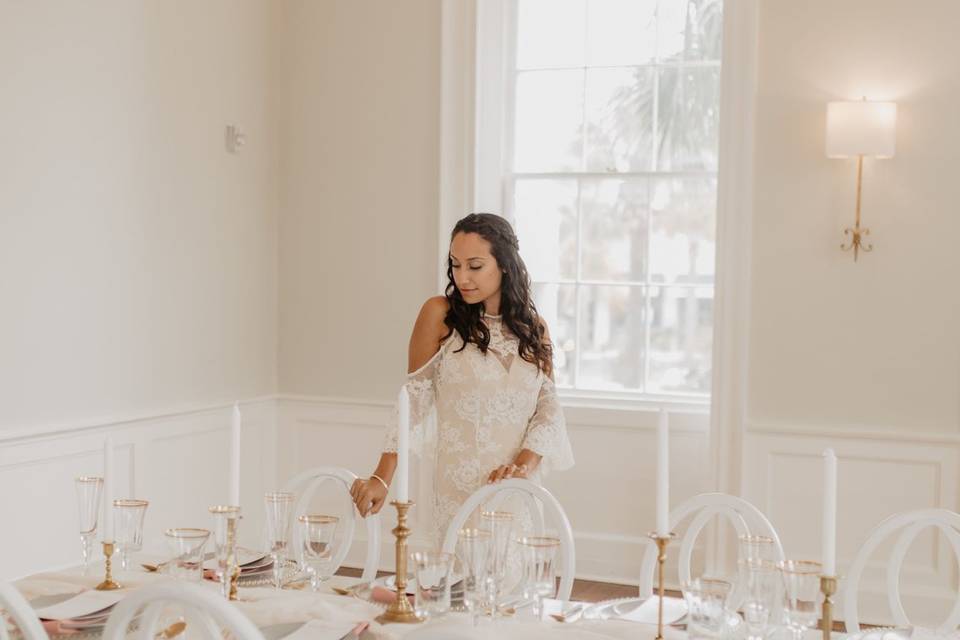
450, 232, 503, 308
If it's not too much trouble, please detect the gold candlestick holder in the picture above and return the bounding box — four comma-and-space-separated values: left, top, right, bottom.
820, 575, 838, 640
376, 501, 421, 624
648, 532, 676, 640
95, 542, 122, 591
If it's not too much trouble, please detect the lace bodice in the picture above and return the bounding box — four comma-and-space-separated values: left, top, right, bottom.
383, 314, 574, 540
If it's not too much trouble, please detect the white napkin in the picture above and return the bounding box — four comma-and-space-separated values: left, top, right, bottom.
279, 619, 359, 640
34, 589, 126, 620
617, 596, 687, 624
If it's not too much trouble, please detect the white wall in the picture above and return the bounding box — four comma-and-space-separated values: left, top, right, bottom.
0, 0, 280, 432
277, 0, 442, 402
742, 0, 960, 625
0, 0, 280, 578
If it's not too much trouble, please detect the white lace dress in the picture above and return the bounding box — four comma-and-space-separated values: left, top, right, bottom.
383, 313, 574, 544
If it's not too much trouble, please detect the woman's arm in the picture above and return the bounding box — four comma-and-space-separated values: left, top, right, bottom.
350, 297, 449, 516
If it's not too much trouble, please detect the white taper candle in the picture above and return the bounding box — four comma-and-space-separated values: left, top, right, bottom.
397, 386, 410, 503
103, 436, 114, 542
229, 404, 242, 506
656, 409, 670, 537
823, 448, 838, 575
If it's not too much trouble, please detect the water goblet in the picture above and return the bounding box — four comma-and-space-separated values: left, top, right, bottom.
739, 559, 779, 640
411, 551, 455, 620
456, 528, 491, 626
480, 510, 514, 620
778, 560, 822, 640
163, 528, 210, 581
518, 536, 561, 620
113, 499, 148, 571
298, 514, 338, 591
75, 476, 103, 572
264, 492, 294, 589
682, 577, 733, 640
209, 505, 242, 599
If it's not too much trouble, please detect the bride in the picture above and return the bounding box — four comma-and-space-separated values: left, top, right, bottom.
350, 213, 574, 542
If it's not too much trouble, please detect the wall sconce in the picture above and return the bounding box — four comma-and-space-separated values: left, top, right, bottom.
825, 99, 897, 261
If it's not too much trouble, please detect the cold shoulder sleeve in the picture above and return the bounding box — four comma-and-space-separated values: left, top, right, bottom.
382, 346, 443, 455
521, 376, 574, 473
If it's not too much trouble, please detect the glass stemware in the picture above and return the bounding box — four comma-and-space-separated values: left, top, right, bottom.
113, 499, 148, 571
778, 560, 823, 640
682, 577, 732, 640
480, 510, 514, 620
298, 514, 338, 591
518, 536, 561, 619
163, 528, 210, 581
264, 492, 294, 589
739, 534, 776, 563
209, 505, 242, 599
411, 551, 455, 620
740, 559, 779, 640
75, 476, 103, 572
456, 528, 491, 626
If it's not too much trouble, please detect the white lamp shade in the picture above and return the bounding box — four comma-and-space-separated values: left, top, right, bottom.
826, 101, 897, 158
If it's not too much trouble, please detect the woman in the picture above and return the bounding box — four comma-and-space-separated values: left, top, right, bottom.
349, 213, 574, 543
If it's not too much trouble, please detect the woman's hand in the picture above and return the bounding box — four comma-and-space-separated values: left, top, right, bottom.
350, 477, 388, 517
486, 462, 529, 484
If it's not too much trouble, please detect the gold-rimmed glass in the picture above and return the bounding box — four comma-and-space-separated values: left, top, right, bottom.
480, 510, 514, 620
738, 534, 776, 563
209, 505, 241, 599
739, 559, 778, 640
265, 492, 294, 589
518, 536, 561, 619
778, 560, 822, 640
113, 499, 148, 571
75, 476, 103, 572
298, 514, 338, 591
163, 528, 210, 581
456, 528, 491, 626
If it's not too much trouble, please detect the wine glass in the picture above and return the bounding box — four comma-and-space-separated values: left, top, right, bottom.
778, 560, 822, 640
518, 536, 560, 619
740, 559, 778, 640
456, 528, 491, 626
113, 499, 148, 571
480, 510, 514, 620
209, 505, 242, 599
298, 514, 338, 591
75, 476, 103, 572
264, 492, 294, 589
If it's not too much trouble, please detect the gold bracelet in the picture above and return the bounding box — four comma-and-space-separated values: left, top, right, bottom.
369, 473, 389, 491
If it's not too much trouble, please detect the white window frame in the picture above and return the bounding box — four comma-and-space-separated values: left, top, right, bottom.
438, 0, 756, 427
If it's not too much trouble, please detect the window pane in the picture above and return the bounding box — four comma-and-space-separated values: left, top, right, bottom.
648, 286, 713, 394
516, 0, 586, 70
578, 285, 646, 390
586, 0, 657, 66
532, 283, 577, 387
584, 67, 655, 172
514, 179, 579, 281
649, 177, 716, 284
656, 0, 686, 62
656, 66, 720, 171
683, 0, 724, 61
514, 70, 584, 172
581, 178, 649, 282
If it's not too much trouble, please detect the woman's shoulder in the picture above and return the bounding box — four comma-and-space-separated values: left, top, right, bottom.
408, 296, 452, 374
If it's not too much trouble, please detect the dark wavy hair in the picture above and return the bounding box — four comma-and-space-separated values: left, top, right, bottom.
444, 213, 553, 376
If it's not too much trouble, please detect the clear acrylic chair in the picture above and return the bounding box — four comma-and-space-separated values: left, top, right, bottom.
440, 478, 576, 601
639, 492, 785, 603
843, 508, 960, 634
0, 582, 48, 640
101, 582, 264, 640
283, 466, 381, 582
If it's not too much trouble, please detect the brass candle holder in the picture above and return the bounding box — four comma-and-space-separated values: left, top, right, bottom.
95, 542, 122, 591
820, 575, 838, 640
648, 532, 676, 640
375, 501, 421, 624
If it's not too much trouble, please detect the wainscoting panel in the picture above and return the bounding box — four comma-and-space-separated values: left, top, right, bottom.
0, 399, 277, 580
743, 425, 960, 627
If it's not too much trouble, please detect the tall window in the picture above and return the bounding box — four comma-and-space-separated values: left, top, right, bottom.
485, 0, 722, 400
